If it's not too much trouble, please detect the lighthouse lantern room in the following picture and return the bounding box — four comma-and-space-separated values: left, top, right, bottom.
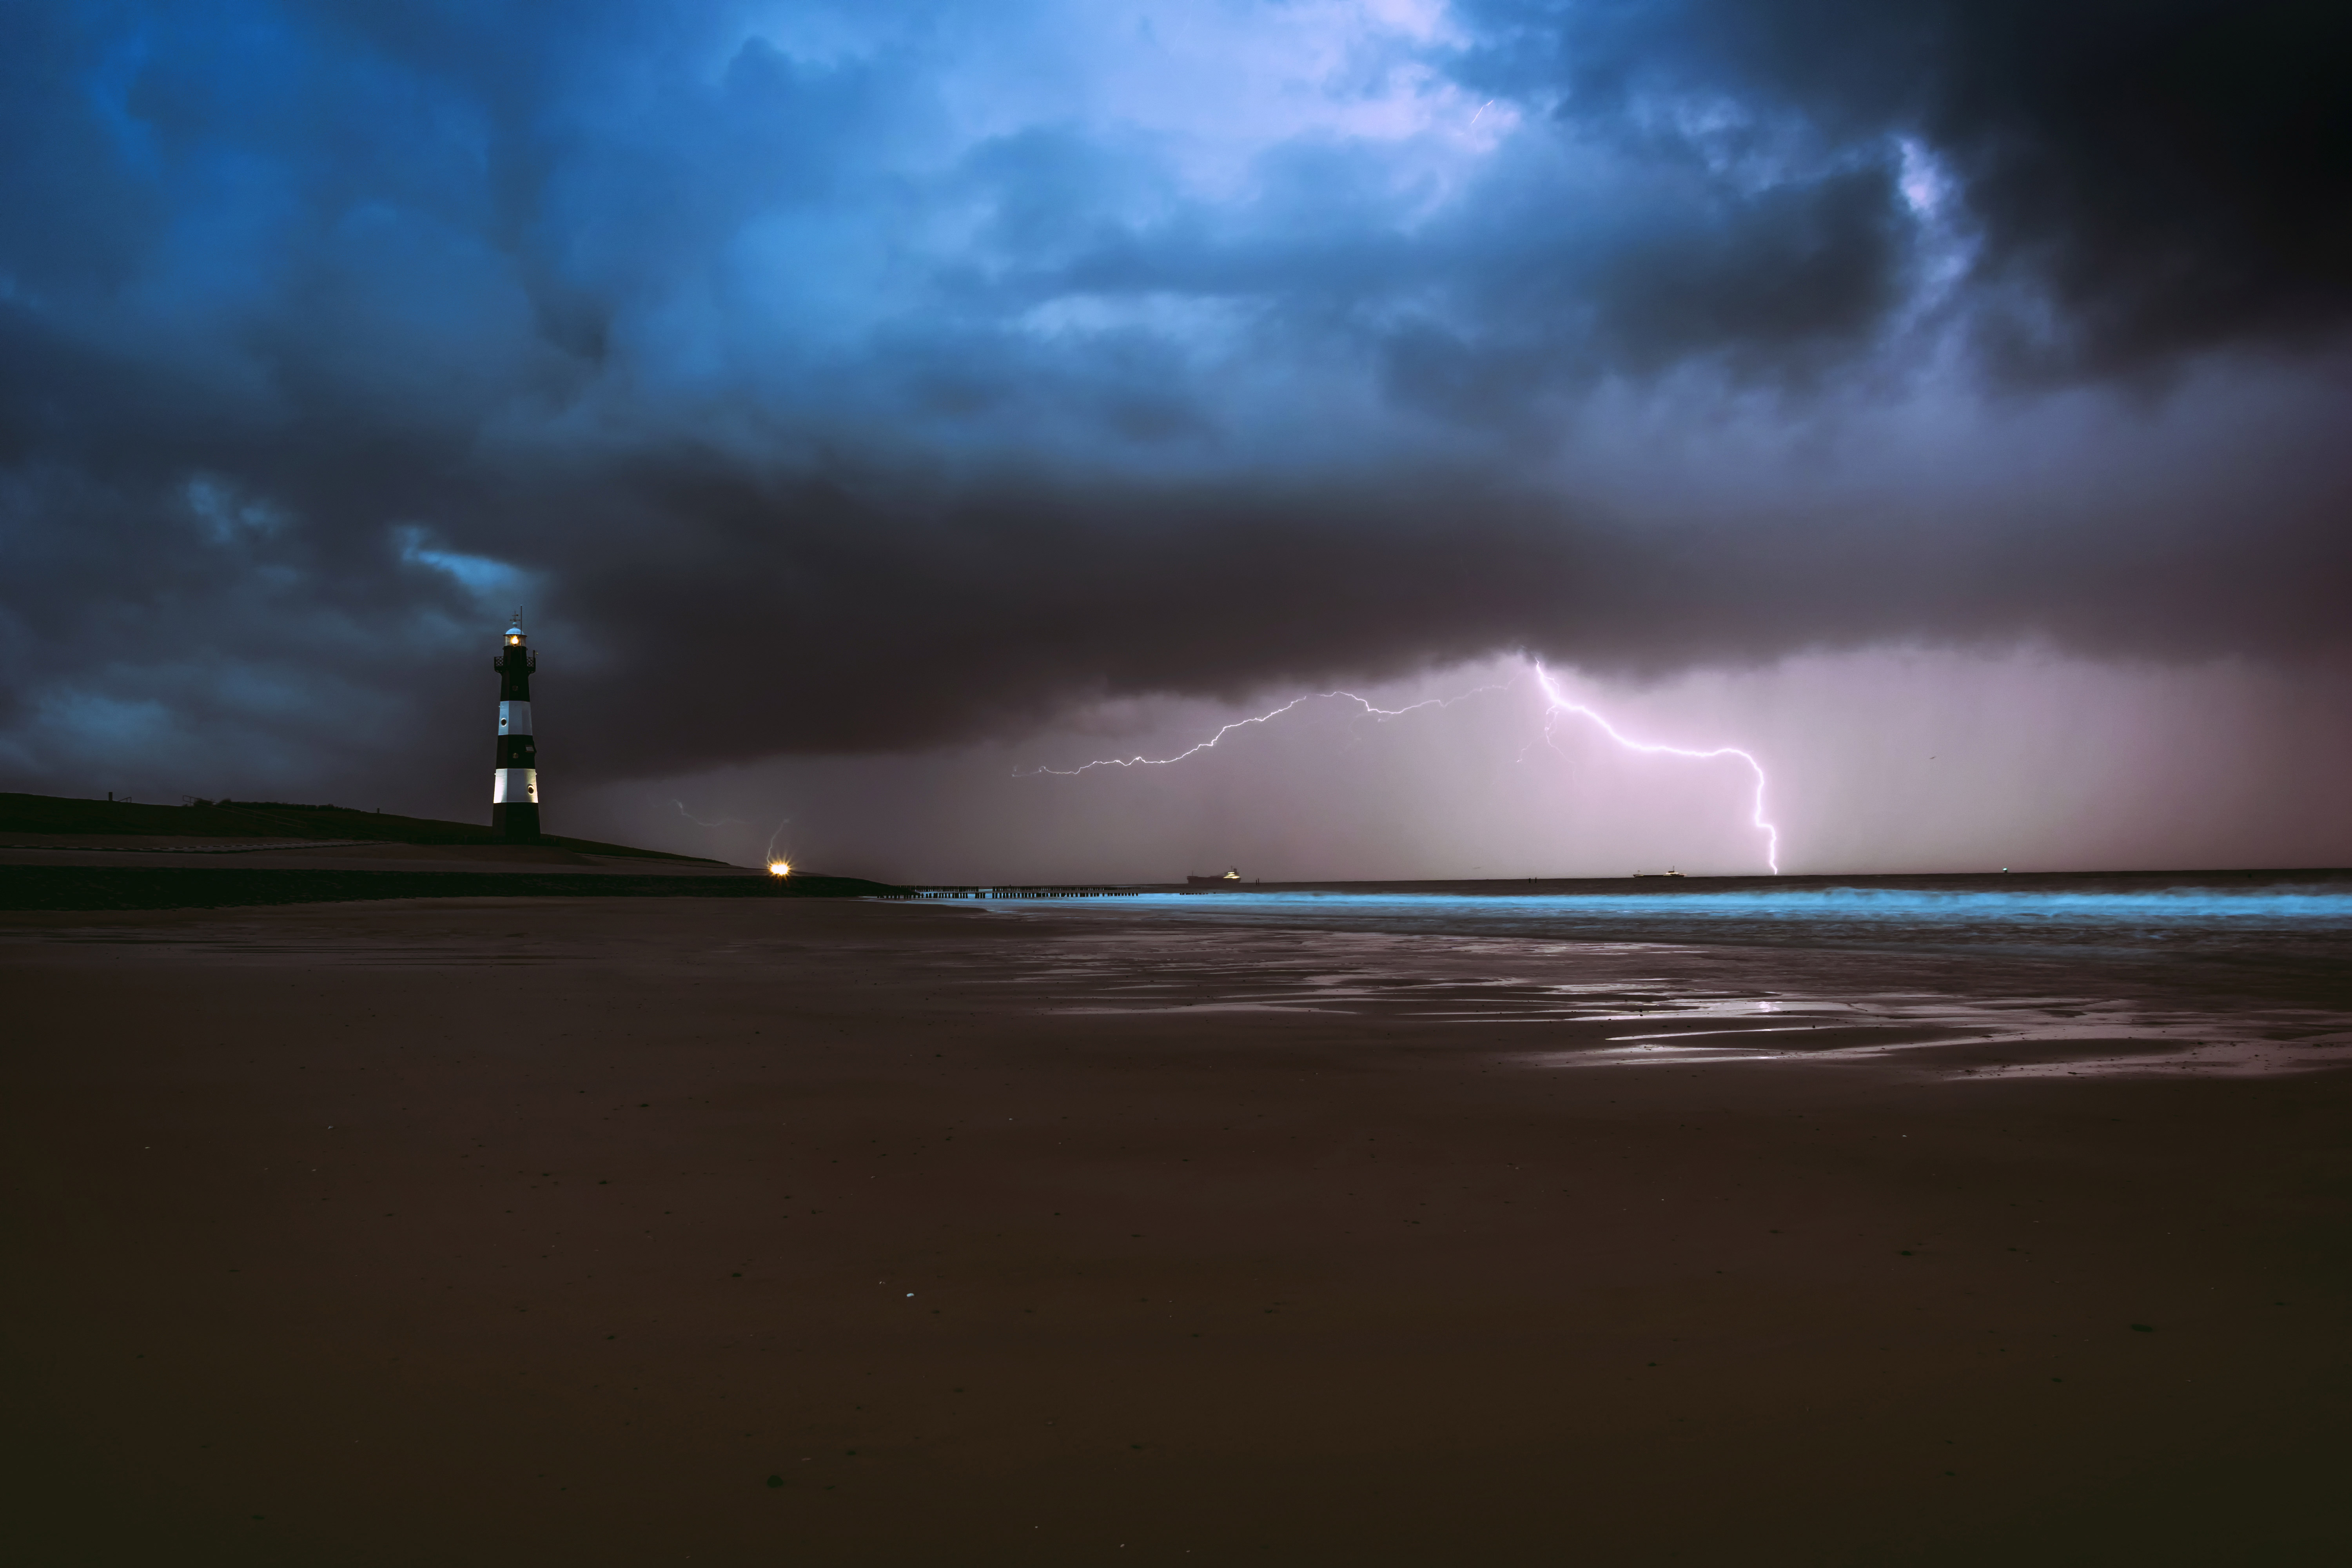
492, 609, 540, 841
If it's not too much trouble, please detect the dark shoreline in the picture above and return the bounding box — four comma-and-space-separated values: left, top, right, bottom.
1140, 866, 2352, 896
9, 860, 2346, 912
0, 866, 906, 911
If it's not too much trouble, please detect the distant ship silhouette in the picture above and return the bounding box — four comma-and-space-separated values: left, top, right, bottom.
1632, 868, 1687, 879
1187, 867, 1243, 887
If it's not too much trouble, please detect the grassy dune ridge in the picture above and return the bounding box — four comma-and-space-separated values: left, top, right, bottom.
0, 791, 709, 861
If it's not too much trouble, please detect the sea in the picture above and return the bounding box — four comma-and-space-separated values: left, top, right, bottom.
1051, 882, 2351, 962
960, 874, 2352, 1074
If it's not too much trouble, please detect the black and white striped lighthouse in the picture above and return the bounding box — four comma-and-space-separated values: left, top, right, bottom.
491, 610, 540, 841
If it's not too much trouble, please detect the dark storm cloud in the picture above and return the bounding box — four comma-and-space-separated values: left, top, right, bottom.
1456, 0, 2352, 374
0, 1, 2347, 809
544, 435, 2352, 771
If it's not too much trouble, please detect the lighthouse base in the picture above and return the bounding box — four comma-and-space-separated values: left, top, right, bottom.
492, 802, 541, 842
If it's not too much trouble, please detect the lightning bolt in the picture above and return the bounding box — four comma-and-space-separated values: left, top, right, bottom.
1529, 662, 1780, 874
1028, 657, 1782, 874
670, 799, 742, 829
1018, 685, 1509, 775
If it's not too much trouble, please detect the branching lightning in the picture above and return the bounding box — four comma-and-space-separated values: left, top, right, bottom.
1028, 657, 1784, 874
1529, 663, 1780, 874
1018, 685, 1510, 775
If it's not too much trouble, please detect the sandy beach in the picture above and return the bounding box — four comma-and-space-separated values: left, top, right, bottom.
5, 893, 2350, 1565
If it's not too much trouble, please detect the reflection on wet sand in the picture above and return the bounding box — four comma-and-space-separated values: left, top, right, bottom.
979, 922, 2352, 1078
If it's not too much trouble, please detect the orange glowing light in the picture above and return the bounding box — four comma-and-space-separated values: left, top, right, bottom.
767, 859, 791, 877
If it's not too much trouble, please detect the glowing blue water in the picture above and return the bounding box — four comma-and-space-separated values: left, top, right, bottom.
1018, 886, 2352, 965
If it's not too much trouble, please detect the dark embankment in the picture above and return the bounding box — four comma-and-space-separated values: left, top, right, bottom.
0, 791, 713, 862
0, 867, 906, 911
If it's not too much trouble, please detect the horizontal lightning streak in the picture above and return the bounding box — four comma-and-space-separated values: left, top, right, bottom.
1027, 658, 1782, 874
1018, 686, 1507, 776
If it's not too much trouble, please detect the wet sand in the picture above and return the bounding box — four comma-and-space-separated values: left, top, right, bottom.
4, 896, 2349, 1565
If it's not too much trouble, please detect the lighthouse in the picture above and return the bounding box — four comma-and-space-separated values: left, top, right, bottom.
492, 610, 540, 841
